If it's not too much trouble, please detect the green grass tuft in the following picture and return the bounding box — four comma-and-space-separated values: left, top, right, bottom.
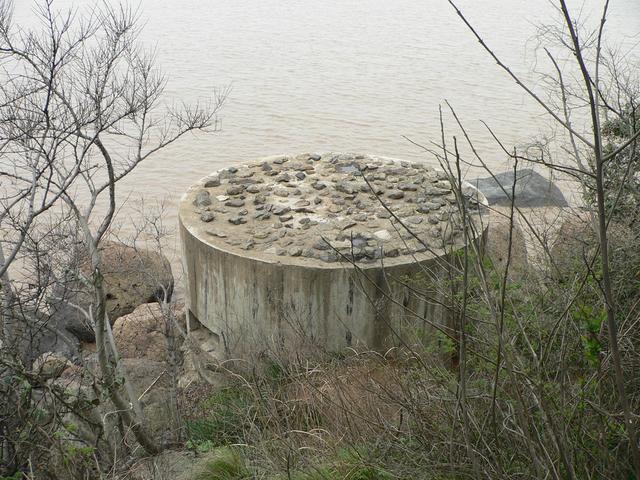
193, 448, 251, 480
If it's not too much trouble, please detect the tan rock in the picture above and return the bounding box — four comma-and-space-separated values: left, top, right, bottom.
113, 303, 183, 362
119, 358, 178, 438
32, 352, 73, 380
49, 241, 174, 342
550, 214, 597, 273
550, 214, 634, 276
484, 215, 528, 280
178, 328, 224, 389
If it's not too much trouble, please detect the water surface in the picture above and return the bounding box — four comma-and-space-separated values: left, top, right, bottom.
11, 0, 640, 268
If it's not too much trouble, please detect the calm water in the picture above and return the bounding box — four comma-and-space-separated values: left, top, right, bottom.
11, 0, 640, 269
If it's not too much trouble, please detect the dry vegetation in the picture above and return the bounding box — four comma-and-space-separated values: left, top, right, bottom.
1, 0, 639, 479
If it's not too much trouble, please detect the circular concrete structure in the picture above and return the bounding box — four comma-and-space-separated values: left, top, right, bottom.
179, 153, 487, 355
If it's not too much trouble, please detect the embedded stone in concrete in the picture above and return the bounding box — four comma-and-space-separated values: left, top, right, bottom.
179, 153, 488, 355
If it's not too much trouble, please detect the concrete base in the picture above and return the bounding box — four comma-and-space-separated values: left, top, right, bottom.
179, 154, 487, 357
181, 221, 463, 356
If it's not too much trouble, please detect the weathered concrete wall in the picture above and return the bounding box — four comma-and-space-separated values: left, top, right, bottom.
179, 153, 487, 356
180, 217, 463, 355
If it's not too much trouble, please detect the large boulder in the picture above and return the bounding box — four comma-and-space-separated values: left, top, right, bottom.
45, 357, 176, 473
113, 303, 184, 363
550, 214, 597, 274
31, 352, 74, 380
120, 357, 179, 439
7, 307, 80, 363
484, 214, 528, 280
119, 357, 173, 394
470, 169, 568, 208
49, 241, 174, 342
178, 327, 225, 388
550, 214, 635, 277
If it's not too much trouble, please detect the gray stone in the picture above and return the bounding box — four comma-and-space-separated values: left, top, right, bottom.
434, 180, 451, 190
112, 303, 184, 363
272, 205, 291, 215
228, 216, 247, 225
423, 186, 450, 195
317, 251, 338, 262
254, 211, 271, 221
387, 189, 404, 200
226, 185, 245, 196
225, 199, 245, 208
398, 182, 418, 191
417, 202, 441, 213
340, 221, 357, 230
384, 248, 400, 257
331, 240, 352, 249
293, 206, 315, 214
200, 212, 215, 223
364, 247, 380, 259
374, 229, 392, 242
470, 169, 568, 207
313, 238, 331, 250
193, 190, 212, 207
31, 352, 73, 380
335, 180, 359, 195
203, 176, 220, 188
